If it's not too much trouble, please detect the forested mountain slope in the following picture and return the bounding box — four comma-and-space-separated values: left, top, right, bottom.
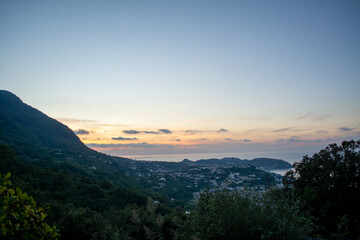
0, 90, 88, 152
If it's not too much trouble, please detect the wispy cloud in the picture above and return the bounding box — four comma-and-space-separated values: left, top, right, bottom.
173, 139, 181, 141
273, 127, 291, 132
298, 113, 331, 122
278, 138, 301, 143
87, 142, 174, 148
217, 128, 228, 133
74, 129, 90, 135
57, 118, 98, 123
316, 130, 328, 134
313, 114, 331, 122
339, 127, 355, 132
277, 138, 327, 143
94, 123, 128, 127
224, 138, 251, 142
112, 137, 138, 141
224, 138, 236, 142
298, 113, 312, 120
183, 130, 202, 135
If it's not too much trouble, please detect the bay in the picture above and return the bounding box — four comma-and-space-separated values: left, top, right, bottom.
123, 151, 316, 165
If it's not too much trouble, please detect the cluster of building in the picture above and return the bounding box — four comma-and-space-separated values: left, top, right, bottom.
125, 161, 284, 200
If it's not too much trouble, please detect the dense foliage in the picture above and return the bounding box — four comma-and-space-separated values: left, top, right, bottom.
284, 140, 360, 239
2, 135, 360, 239
0, 143, 183, 239
0, 172, 59, 240
175, 190, 314, 240
0, 143, 315, 239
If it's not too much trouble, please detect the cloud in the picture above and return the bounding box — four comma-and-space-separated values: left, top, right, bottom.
94, 123, 128, 127
112, 137, 138, 141
123, 130, 141, 134
217, 128, 228, 133
87, 142, 174, 149
316, 130, 328, 134
313, 114, 331, 122
74, 129, 90, 135
173, 139, 181, 141
273, 127, 291, 132
57, 118, 98, 123
199, 138, 208, 141
183, 130, 202, 135
124, 129, 172, 135
158, 129, 172, 134
277, 138, 326, 144
224, 138, 236, 142
224, 138, 251, 142
298, 113, 313, 120
298, 113, 331, 122
339, 127, 355, 132
278, 138, 301, 143
143, 131, 160, 134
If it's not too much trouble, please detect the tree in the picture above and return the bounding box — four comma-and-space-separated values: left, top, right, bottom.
283, 140, 360, 239
0, 172, 60, 240
180, 190, 314, 240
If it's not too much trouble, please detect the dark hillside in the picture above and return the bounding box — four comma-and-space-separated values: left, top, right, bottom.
0, 90, 88, 152
0, 90, 137, 186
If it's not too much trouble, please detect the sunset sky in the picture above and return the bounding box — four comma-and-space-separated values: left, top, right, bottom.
1, 0, 359, 158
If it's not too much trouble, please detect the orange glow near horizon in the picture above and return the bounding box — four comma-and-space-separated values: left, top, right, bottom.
56, 117, 357, 157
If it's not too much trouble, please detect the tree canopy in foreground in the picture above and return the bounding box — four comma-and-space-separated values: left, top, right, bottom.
284, 140, 360, 239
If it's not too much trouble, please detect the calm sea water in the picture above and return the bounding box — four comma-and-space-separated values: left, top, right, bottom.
123, 151, 315, 165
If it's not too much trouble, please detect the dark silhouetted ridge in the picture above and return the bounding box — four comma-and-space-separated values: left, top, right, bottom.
0, 90, 88, 152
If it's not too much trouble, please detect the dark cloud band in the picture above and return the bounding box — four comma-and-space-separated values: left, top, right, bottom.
123, 129, 173, 135
74, 129, 90, 135
112, 137, 138, 141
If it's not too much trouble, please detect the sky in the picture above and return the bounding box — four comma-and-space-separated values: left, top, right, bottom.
1, 0, 360, 159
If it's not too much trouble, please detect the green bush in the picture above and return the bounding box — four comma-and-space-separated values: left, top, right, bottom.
0, 172, 59, 240
179, 190, 314, 240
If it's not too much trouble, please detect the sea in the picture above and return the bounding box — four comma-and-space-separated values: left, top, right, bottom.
121, 151, 315, 175
123, 151, 315, 165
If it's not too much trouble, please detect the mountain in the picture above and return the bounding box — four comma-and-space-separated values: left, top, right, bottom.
0, 90, 292, 172
0, 90, 137, 185
181, 157, 292, 170
0, 90, 88, 152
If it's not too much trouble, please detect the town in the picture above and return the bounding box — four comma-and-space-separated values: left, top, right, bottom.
121, 159, 285, 203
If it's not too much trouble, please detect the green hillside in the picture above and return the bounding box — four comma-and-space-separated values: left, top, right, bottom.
0, 90, 88, 152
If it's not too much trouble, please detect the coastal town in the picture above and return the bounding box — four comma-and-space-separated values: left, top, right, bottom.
121, 159, 286, 203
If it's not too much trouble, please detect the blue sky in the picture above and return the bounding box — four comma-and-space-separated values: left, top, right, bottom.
1, 0, 359, 157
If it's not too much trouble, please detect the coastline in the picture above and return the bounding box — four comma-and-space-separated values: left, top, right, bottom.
121, 151, 312, 165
